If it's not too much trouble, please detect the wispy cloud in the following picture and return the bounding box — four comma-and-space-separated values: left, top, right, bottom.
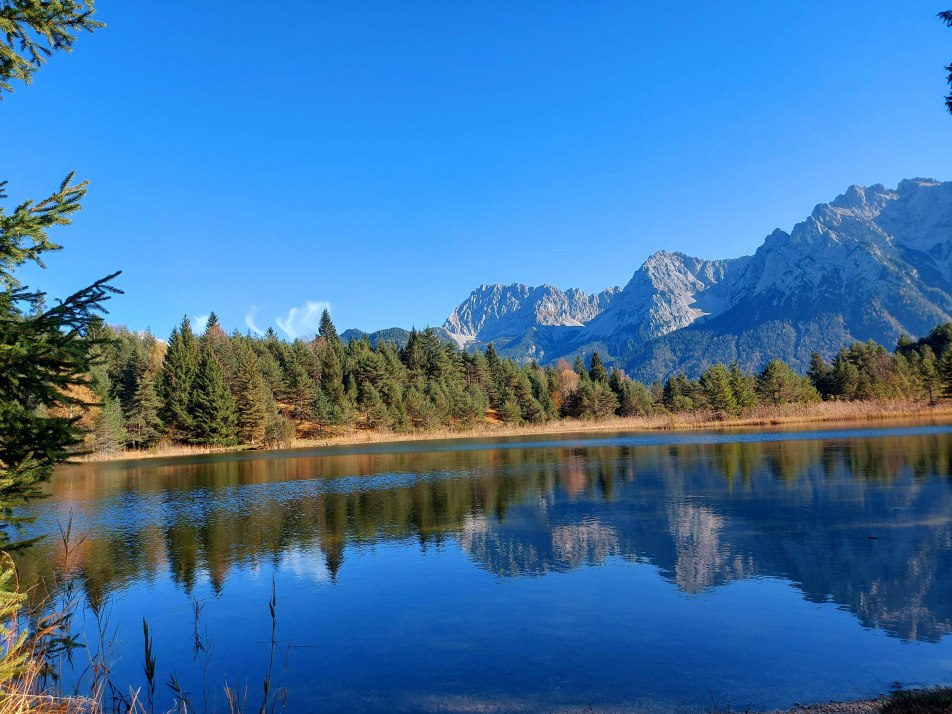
193, 313, 210, 334
276, 300, 332, 340
244, 307, 264, 336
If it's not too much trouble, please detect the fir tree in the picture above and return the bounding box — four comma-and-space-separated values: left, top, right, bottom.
0, 1, 116, 543
0, 1, 103, 97
320, 345, 346, 408
319, 309, 339, 343
941, 11, 952, 113
573, 355, 588, 380
940, 346, 952, 399
757, 359, 803, 405
589, 352, 608, 384
159, 317, 200, 441
616, 379, 652, 417
126, 365, 163, 449
728, 362, 757, 410
190, 352, 238, 446
91, 398, 127, 454
916, 346, 940, 405
233, 343, 269, 444
360, 383, 391, 430
286, 360, 317, 420
700, 364, 738, 416
807, 353, 832, 398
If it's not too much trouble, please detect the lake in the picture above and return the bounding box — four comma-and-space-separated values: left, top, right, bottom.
13, 424, 952, 712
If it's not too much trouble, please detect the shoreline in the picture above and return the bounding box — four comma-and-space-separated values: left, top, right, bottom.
74, 399, 952, 464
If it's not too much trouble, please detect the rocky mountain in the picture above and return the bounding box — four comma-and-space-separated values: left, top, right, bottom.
438, 178, 952, 380
443, 283, 621, 348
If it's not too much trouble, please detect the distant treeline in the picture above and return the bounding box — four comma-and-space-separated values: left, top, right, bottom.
72, 311, 952, 454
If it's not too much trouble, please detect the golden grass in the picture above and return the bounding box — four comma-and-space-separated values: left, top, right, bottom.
74, 399, 952, 464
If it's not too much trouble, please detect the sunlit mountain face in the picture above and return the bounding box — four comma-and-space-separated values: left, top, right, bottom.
434, 180, 952, 380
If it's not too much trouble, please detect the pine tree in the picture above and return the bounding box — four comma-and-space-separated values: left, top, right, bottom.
726, 362, 755, 409
360, 382, 391, 430
91, 398, 127, 454
573, 355, 588, 380
916, 346, 940, 405
159, 317, 200, 440
589, 352, 608, 384
757, 359, 802, 405
616, 379, 652, 417
233, 343, 269, 444
939, 346, 952, 399
941, 11, 952, 113
126, 366, 163, 449
0, 2, 116, 543
319, 309, 339, 343
200, 310, 237, 388
700, 364, 738, 416
0, 1, 103, 97
286, 360, 316, 420
662, 373, 694, 411
190, 352, 238, 446
807, 352, 832, 398
320, 345, 346, 407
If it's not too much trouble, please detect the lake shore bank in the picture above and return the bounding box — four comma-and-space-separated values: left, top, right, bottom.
74, 398, 952, 464
772, 686, 952, 713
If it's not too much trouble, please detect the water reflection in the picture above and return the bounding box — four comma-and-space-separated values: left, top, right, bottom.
15, 429, 952, 643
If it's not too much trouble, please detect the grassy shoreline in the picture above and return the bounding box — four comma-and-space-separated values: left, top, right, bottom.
74, 398, 952, 464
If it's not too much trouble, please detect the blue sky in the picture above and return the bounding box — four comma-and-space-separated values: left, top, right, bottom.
5, 1, 951, 339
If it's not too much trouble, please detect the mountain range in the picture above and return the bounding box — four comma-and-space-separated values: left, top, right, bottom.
347, 178, 952, 381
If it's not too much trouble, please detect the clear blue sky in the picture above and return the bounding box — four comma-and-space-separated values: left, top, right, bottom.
5, 1, 952, 339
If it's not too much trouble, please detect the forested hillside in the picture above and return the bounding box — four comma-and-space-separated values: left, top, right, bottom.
78, 309, 952, 455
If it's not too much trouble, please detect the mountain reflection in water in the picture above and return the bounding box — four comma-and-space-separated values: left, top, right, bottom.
15, 428, 952, 645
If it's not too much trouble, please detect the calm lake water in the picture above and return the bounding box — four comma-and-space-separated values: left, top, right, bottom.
14, 424, 952, 712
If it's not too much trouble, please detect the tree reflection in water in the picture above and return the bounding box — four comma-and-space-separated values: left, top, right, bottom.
13, 429, 952, 642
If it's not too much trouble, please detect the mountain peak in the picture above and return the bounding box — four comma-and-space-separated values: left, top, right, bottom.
436, 178, 951, 380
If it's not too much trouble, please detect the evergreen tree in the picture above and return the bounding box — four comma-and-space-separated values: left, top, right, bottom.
0, 2, 115, 543
915, 346, 940, 405
190, 352, 238, 446
286, 360, 317, 420
126, 365, 163, 449
757, 359, 804, 405
728, 362, 757, 409
940, 346, 952, 399
91, 398, 127, 454
662, 373, 695, 411
360, 382, 391, 430
159, 317, 200, 440
589, 352, 608, 384
573, 355, 588, 380
320, 345, 346, 410
201, 310, 237, 387
616, 379, 653, 417
700, 364, 738, 416
941, 11, 952, 113
499, 395, 523, 424
233, 343, 269, 444
0, 1, 103, 97
319, 309, 339, 343
807, 352, 832, 398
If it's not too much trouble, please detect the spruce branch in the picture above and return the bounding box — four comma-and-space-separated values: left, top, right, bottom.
0, 0, 103, 95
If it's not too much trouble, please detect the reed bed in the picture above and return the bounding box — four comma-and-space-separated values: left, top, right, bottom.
0, 520, 286, 714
